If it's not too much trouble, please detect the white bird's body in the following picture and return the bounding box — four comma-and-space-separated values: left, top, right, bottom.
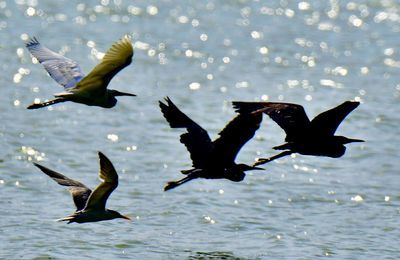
26, 35, 136, 109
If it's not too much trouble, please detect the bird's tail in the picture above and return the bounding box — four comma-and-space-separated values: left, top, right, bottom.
27, 98, 66, 109
253, 151, 293, 166
164, 170, 201, 191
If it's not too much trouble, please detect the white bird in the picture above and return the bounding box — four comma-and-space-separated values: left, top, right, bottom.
34, 151, 132, 224
26, 35, 136, 109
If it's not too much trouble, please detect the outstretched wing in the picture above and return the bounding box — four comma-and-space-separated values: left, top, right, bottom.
159, 97, 212, 168
73, 35, 133, 93
33, 163, 91, 211
213, 112, 262, 163
233, 101, 310, 142
26, 37, 85, 89
310, 101, 360, 136
84, 152, 119, 211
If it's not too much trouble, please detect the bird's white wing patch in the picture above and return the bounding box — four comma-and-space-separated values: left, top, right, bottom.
26, 37, 85, 89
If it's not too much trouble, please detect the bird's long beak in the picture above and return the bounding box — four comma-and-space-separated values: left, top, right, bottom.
121, 215, 132, 221
114, 90, 136, 97
251, 166, 264, 170
346, 138, 365, 144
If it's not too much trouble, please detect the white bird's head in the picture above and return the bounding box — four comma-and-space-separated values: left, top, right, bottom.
105, 89, 136, 108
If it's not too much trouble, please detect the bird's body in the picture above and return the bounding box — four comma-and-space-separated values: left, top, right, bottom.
159, 97, 263, 191
232, 101, 364, 166
26, 35, 136, 109
34, 152, 131, 224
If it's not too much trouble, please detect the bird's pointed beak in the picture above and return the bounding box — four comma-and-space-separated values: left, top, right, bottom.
347, 138, 365, 144
121, 215, 132, 221
114, 90, 136, 97
251, 166, 264, 170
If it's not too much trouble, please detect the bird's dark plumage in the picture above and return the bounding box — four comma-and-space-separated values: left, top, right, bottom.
33, 163, 91, 211
34, 152, 131, 223
232, 101, 364, 166
159, 97, 263, 191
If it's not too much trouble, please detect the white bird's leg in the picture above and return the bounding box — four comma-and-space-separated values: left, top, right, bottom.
27, 98, 67, 109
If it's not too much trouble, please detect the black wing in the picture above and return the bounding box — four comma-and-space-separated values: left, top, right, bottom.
212, 112, 262, 163
159, 97, 212, 168
33, 163, 91, 211
84, 152, 119, 211
233, 101, 310, 142
310, 101, 360, 136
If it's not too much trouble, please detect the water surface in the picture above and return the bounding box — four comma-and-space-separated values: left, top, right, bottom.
0, 0, 399, 259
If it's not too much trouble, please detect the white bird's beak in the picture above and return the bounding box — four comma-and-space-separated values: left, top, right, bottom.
113, 90, 136, 97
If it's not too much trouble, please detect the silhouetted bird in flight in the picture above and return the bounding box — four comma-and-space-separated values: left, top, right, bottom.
232, 101, 364, 166
33, 152, 131, 223
159, 97, 263, 191
26, 35, 136, 109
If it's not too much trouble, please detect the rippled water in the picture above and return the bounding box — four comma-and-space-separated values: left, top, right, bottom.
1, 0, 399, 259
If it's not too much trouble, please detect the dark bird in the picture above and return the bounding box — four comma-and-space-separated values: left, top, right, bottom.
159, 97, 263, 191
26, 35, 136, 109
33, 152, 131, 223
232, 101, 364, 166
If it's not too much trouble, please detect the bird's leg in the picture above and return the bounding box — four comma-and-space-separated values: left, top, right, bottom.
27, 98, 67, 109
253, 151, 293, 166
164, 170, 202, 191
180, 168, 196, 175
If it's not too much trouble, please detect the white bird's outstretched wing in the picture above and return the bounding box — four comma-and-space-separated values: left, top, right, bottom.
72, 35, 133, 93
26, 37, 85, 89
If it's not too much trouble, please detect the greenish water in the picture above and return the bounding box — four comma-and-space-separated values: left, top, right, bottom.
0, 0, 399, 259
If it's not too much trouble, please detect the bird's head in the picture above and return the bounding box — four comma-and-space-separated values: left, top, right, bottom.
328, 136, 364, 157
107, 209, 132, 221
105, 89, 136, 108
227, 164, 264, 182
236, 163, 264, 172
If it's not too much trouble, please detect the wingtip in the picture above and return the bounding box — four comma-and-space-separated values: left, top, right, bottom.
32, 162, 42, 168
25, 36, 39, 47
98, 151, 105, 157
164, 96, 172, 103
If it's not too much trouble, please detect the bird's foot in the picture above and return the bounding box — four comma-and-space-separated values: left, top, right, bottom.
164, 181, 178, 191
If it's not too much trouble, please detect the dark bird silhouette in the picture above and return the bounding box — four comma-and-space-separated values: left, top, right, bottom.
33, 152, 131, 223
26, 35, 136, 109
159, 97, 263, 191
232, 101, 364, 166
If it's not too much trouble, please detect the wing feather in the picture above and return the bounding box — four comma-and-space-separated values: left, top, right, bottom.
233, 101, 310, 142
159, 97, 212, 168
73, 35, 133, 93
33, 163, 91, 211
310, 101, 360, 136
26, 37, 84, 89
83, 152, 118, 211
213, 112, 262, 163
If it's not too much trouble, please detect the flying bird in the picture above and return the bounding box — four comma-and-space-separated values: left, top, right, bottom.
232, 101, 364, 166
159, 97, 263, 191
26, 35, 136, 109
33, 151, 131, 223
